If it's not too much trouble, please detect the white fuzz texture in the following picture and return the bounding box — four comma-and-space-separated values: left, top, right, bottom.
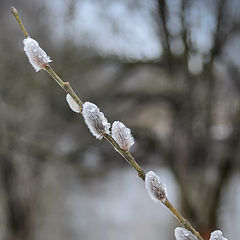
210, 230, 228, 240
111, 121, 135, 151
82, 102, 110, 140
23, 37, 52, 72
66, 94, 81, 113
174, 227, 198, 240
145, 171, 167, 202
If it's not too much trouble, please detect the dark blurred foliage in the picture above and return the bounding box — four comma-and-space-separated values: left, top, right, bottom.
1, 0, 240, 239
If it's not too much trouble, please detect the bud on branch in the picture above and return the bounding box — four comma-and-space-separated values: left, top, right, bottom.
175, 227, 198, 240
66, 94, 81, 113
23, 37, 52, 72
111, 121, 135, 151
210, 230, 228, 240
82, 102, 110, 139
145, 171, 167, 203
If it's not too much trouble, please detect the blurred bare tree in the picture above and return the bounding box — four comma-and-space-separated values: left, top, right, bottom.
1, 0, 240, 239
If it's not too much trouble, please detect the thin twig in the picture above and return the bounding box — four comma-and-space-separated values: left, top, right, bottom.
44, 65, 83, 110
11, 7, 29, 38
165, 199, 204, 240
103, 134, 145, 180
11, 7, 205, 240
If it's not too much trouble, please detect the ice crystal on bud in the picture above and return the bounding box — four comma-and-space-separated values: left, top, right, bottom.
66, 94, 81, 113
174, 227, 198, 240
111, 121, 134, 151
145, 171, 167, 202
23, 37, 52, 72
82, 102, 110, 139
210, 230, 228, 240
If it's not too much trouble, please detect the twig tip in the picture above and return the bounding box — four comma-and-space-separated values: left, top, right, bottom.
11, 6, 17, 15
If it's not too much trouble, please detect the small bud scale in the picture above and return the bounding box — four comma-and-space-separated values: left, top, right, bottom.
66, 94, 81, 113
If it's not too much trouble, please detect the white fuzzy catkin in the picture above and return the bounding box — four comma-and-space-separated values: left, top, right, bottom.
82, 102, 110, 140
145, 171, 167, 202
66, 94, 81, 113
210, 230, 228, 240
174, 227, 198, 240
111, 121, 134, 151
23, 37, 52, 72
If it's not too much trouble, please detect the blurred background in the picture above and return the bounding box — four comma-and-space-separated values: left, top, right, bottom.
1, 0, 240, 239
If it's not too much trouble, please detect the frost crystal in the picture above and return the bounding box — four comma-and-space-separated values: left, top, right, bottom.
23, 37, 52, 72
210, 230, 228, 240
82, 102, 110, 139
111, 121, 135, 151
174, 227, 198, 240
66, 94, 81, 113
145, 171, 167, 202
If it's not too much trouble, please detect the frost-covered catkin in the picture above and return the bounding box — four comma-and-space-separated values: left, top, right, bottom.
82, 102, 110, 140
210, 230, 228, 240
23, 37, 52, 72
145, 171, 167, 202
111, 121, 134, 151
66, 94, 81, 113
174, 227, 198, 240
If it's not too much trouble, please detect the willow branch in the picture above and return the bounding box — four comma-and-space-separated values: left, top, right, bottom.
11, 7, 29, 38
44, 65, 83, 110
165, 199, 204, 240
11, 7, 205, 240
103, 134, 145, 180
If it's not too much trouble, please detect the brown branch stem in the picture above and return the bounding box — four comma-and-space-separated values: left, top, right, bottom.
44, 65, 83, 110
165, 199, 204, 240
11, 7, 29, 38
103, 134, 145, 180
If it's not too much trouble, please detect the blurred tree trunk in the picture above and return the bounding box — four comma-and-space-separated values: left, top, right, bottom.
1, 154, 33, 240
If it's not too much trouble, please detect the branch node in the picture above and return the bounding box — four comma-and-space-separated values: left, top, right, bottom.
63, 82, 71, 91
